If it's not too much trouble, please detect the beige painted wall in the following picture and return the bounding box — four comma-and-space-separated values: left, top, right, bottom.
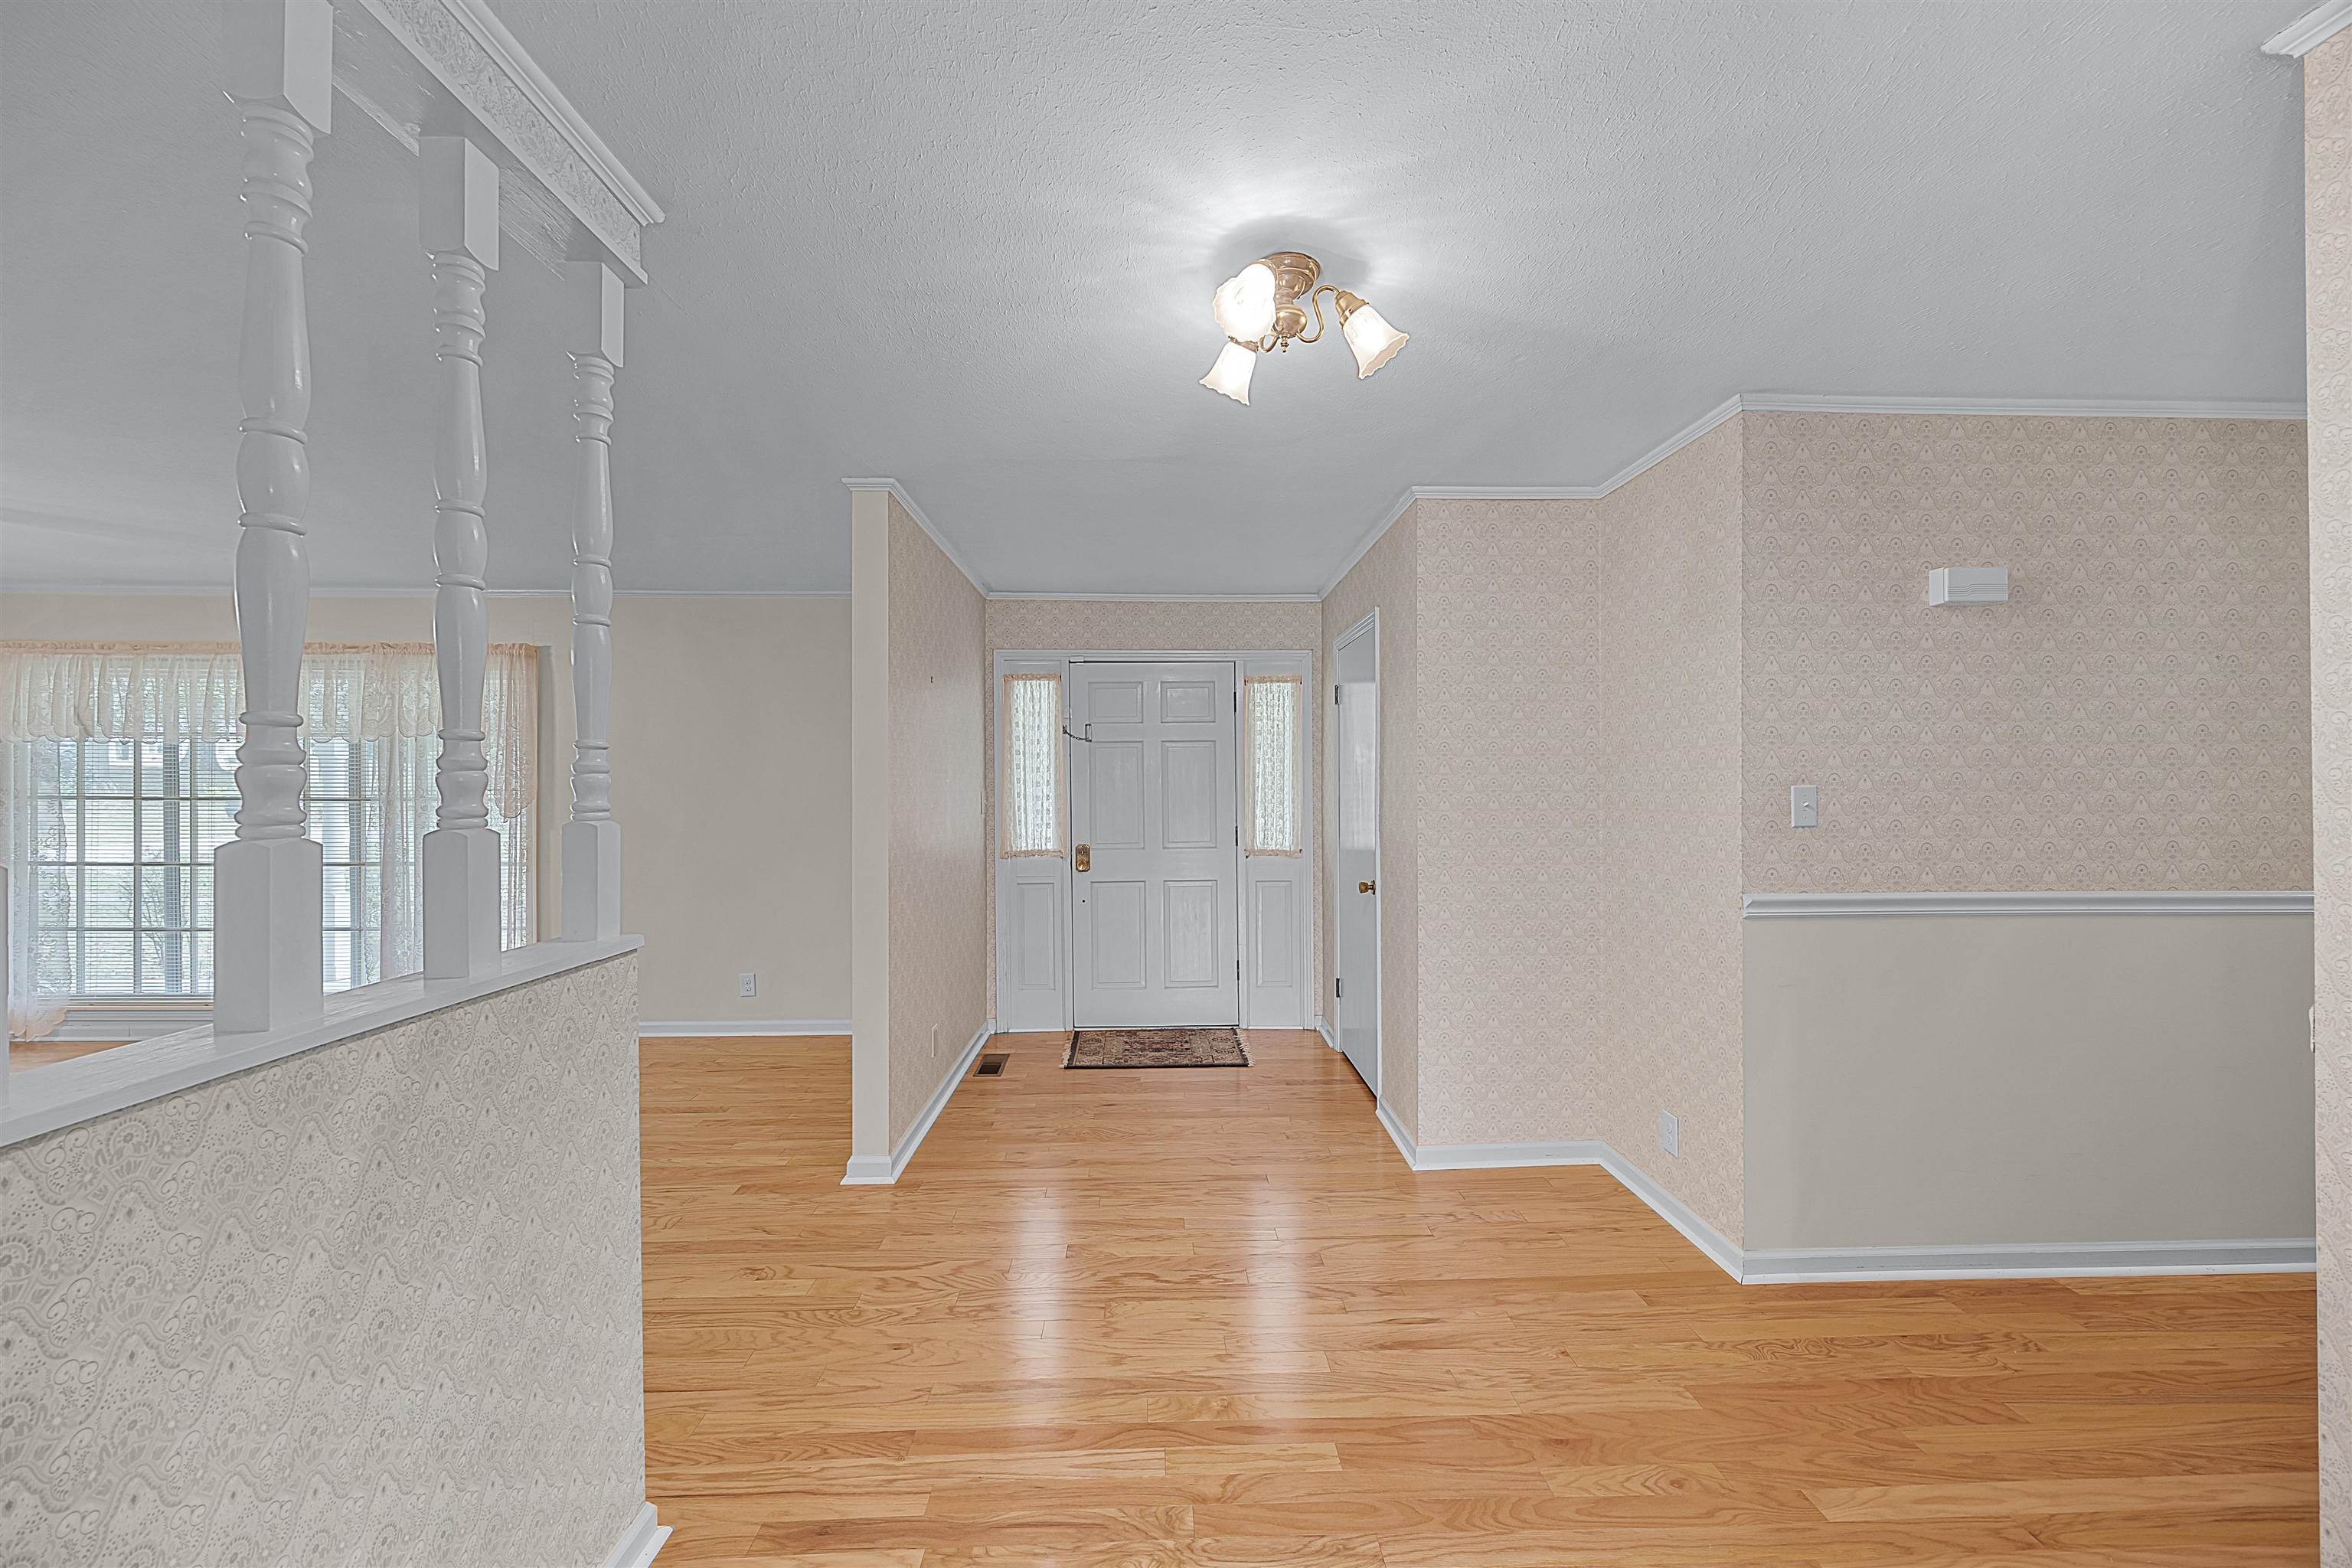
1746, 914, 2315, 1252
982, 598, 1321, 1020
2306, 28, 2352, 1560
1322, 509, 1419, 1136
1741, 410, 2310, 894
858, 497, 989, 1156
606, 596, 849, 1026
0, 590, 851, 1025
1597, 420, 1746, 1245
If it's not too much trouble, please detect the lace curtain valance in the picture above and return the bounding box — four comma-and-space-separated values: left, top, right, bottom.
0, 641, 537, 819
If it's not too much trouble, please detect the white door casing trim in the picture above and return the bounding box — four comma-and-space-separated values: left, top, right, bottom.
992, 649, 1316, 1032
1331, 611, 1381, 1098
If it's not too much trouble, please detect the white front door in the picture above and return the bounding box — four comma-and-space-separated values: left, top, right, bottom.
1069, 661, 1240, 1027
1334, 618, 1380, 1094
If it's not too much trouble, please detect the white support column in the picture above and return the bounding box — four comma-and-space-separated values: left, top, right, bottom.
214, 0, 332, 1035
420, 135, 503, 979
562, 262, 624, 941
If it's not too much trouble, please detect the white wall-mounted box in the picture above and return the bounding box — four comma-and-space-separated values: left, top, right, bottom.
1929, 567, 2008, 606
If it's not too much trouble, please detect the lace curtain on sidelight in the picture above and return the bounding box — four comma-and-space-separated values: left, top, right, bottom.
999, 672, 1064, 857
1242, 674, 1302, 857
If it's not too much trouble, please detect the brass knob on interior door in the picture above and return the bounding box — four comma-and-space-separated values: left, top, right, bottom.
1075, 844, 1090, 873
1359, 880, 1376, 894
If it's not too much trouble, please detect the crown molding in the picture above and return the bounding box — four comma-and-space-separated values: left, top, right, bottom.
1315, 390, 2309, 600
434, 0, 665, 227
842, 478, 989, 596
2264, 0, 2352, 56
1737, 392, 2308, 420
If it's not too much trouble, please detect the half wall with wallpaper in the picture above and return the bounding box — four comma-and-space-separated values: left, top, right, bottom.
1325, 407, 2316, 1281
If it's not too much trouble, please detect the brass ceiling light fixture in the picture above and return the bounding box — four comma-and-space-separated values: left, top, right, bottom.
1199, 251, 1408, 406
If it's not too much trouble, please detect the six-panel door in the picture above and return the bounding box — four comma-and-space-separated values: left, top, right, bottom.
1069, 662, 1240, 1027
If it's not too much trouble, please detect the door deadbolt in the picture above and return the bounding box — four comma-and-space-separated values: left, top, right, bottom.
1074, 844, 1091, 873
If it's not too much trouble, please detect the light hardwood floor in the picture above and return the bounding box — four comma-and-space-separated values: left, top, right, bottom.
641, 1030, 2318, 1566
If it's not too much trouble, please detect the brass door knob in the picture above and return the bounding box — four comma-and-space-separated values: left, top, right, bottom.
1074, 844, 1091, 873
1359, 880, 1376, 893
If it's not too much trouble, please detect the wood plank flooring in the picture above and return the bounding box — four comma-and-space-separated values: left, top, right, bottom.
641, 1030, 2319, 1566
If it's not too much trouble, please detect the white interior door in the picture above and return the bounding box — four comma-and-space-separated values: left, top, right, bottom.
1070, 662, 1240, 1027
1334, 619, 1380, 1094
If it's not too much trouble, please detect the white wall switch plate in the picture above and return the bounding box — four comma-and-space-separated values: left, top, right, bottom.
1790, 784, 1818, 828
738, 972, 757, 998
1929, 566, 2008, 606
1659, 1109, 1680, 1158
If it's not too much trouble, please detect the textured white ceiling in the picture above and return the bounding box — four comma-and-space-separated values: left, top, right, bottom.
0, 1, 2313, 596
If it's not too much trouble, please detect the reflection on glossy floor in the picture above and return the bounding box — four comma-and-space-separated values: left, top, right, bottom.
640, 1031, 2318, 1566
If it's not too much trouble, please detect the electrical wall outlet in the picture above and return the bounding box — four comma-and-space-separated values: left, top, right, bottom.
738, 972, 757, 998
1659, 1109, 1680, 1158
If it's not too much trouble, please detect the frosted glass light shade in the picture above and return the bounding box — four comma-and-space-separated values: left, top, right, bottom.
1211, 263, 1279, 342
1200, 340, 1255, 403
1342, 303, 1408, 378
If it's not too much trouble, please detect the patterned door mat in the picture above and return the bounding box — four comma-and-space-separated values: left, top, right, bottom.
1063, 1027, 1251, 1069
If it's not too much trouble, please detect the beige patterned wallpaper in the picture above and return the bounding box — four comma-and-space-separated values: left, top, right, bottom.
887, 499, 991, 1148
2308, 31, 2352, 1565
1413, 498, 1602, 1148
1742, 410, 2310, 893
1322, 512, 1421, 1138
1598, 420, 1747, 1245
0, 955, 648, 1568
982, 599, 1323, 1021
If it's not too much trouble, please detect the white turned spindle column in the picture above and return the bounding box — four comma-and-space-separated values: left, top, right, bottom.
420, 136, 503, 979
215, 0, 332, 1035
562, 262, 625, 942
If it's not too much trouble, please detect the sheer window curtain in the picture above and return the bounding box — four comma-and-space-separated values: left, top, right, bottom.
1000, 672, 1065, 857
1241, 674, 1302, 857
1, 641, 537, 1038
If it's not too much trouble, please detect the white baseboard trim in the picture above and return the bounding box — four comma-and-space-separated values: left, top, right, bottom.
1374, 1096, 1418, 1167
1740, 1237, 2318, 1284
1372, 1125, 2307, 1286
841, 1021, 992, 1186
1595, 1146, 1748, 1282
639, 1018, 851, 1037
600, 1502, 669, 1568
1315, 1017, 1340, 1051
